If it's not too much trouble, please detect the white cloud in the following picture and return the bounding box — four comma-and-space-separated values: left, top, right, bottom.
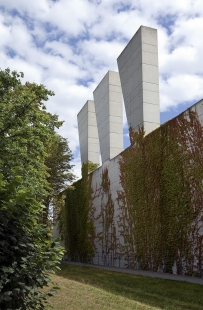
160, 74, 203, 111
0, 0, 203, 178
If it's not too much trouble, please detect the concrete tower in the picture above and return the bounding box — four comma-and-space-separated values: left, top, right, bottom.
117, 26, 160, 135
93, 71, 123, 164
77, 100, 100, 165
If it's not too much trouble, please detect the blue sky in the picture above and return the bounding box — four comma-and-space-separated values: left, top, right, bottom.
0, 0, 203, 177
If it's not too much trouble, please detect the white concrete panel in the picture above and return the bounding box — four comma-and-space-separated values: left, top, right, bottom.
102, 74, 109, 89
111, 190, 119, 202
82, 152, 88, 163
121, 79, 131, 98
110, 122, 123, 134
131, 29, 142, 52
127, 54, 142, 81
109, 70, 121, 85
96, 110, 103, 127
117, 25, 160, 136
117, 48, 130, 70
124, 94, 131, 116
131, 66, 143, 91
98, 125, 109, 139
109, 115, 123, 124
117, 28, 142, 70
88, 100, 96, 112
109, 101, 123, 117
102, 149, 109, 163
130, 91, 143, 114
88, 142, 100, 153
101, 85, 108, 98
198, 114, 203, 126
99, 135, 109, 152
143, 103, 160, 123
109, 85, 122, 93
88, 115, 97, 126
142, 43, 158, 54
141, 26, 158, 46
77, 103, 88, 122
130, 83, 142, 102
94, 71, 123, 164
144, 121, 160, 135
143, 89, 159, 105
77, 100, 100, 165
129, 105, 143, 128
110, 132, 123, 148
88, 152, 101, 164
142, 51, 158, 66
80, 129, 88, 141
109, 166, 120, 184
88, 137, 100, 144
119, 67, 128, 85
132, 42, 142, 59
195, 99, 203, 118
143, 81, 159, 92
142, 64, 159, 84
109, 91, 122, 103
88, 125, 100, 139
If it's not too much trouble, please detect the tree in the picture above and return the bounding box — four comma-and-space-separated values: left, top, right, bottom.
0, 68, 71, 309
43, 134, 75, 224
0, 69, 63, 197
0, 174, 64, 310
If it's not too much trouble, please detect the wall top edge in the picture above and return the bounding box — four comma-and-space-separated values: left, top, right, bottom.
187, 98, 203, 110
159, 99, 203, 128
76, 99, 203, 184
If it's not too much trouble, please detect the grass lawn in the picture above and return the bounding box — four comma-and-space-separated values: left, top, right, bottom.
45, 263, 203, 310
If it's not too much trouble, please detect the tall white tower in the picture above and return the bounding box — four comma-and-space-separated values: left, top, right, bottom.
77, 100, 100, 165
117, 26, 160, 135
93, 71, 123, 164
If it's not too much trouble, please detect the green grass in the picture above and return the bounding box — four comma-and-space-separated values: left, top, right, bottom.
46, 263, 203, 310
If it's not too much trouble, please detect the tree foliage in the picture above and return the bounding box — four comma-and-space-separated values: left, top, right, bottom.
43, 134, 75, 224
0, 68, 72, 309
0, 174, 64, 309
0, 68, 63, 197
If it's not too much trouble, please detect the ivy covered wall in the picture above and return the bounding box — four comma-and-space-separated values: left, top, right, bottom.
58, 100, 203, 275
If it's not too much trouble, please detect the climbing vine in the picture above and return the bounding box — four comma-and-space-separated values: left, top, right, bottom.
117, 110, 203, 274
58, 161, 98, 259
57, 109, 203, 276
96, 168, 117, 255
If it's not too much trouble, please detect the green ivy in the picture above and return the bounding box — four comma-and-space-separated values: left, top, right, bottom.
58, 162, 97, 260
118, 111, 203, 274
59, 110, 203, 276
97, 168, 117, 255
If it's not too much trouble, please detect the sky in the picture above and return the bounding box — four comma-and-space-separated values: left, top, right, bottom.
0, 0, 203, 179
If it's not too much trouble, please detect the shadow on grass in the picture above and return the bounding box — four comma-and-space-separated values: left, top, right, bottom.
55, 263, 203, 310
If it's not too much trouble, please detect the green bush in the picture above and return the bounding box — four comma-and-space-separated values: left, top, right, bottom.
0, 174, 64, 309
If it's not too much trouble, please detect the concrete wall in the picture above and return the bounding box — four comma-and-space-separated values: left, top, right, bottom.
93, 71, 123, 164
91, 156, 123, 254
117, 26, 160, 135
77, 100, 100, 165
190, 99, 203, 124
55, 25, 203, 274
91, 98, 203, 257
55, 99, 203, 260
